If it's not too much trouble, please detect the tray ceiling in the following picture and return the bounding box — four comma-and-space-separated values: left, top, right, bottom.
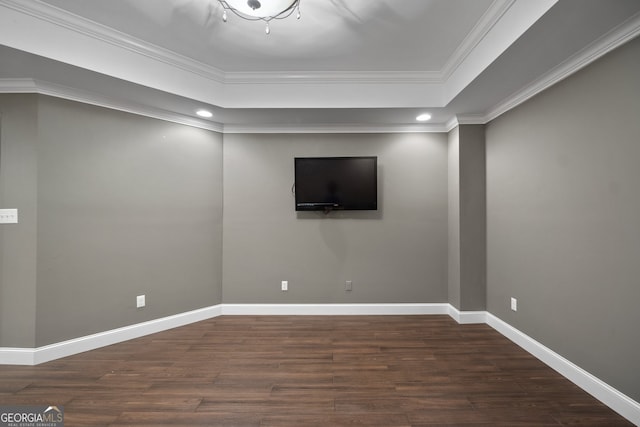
1, 0, 640, 131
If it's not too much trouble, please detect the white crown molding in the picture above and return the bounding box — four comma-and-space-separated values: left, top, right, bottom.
0, 78, 444, 134
224, 70, 442, 85
0, 78, 447, 134
0, 0, 226, 84
445, 115, 488, 132
0, 78, 224, 132
455, 114, 489, 125
443, 0, 558, 104
222, 122, 450, 134
445, 116, 460, 132
485, 10, 640, 123
440, 0, 516, 81
0, 78, 39, 92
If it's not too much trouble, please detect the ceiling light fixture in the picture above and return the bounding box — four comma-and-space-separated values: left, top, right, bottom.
196, 109, 213, 118
416, 113, 432, 122
218, 0, 301, 34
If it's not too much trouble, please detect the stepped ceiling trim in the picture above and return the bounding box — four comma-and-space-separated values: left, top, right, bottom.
1, 0, 523, 86
2, 0, 639, 131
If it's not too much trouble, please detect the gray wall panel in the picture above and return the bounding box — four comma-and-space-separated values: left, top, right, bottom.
1, 95, 224, 347
486, 37, 640, 401
222, 133, 448, 304
0, 94, 38, 347
447, 127, 461, 308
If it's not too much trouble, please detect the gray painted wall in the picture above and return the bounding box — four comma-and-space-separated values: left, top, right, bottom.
458, 125, 486, 311
448, 125, 486, 311
486, 36, 640, 401
447, 127, 461, 308
0, 94, 38, 347
0, 95, 224, 347
223, 133, 448, 303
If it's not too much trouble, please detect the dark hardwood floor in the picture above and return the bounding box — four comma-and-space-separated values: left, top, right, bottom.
0, 315, 633, 426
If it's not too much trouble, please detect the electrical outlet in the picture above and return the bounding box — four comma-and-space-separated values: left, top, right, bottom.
136, 295, 146, 308
345, 280, 353, 291
281, 281, 288, 291
511, 297, 517, 312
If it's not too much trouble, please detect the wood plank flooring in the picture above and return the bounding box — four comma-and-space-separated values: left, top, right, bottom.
0, 315, 633, 426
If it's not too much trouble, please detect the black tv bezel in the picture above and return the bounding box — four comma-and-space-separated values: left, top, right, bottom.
294, 156, 378, 212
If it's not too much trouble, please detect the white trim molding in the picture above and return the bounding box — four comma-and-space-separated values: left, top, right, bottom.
0, 304, 637, 425
0, 79, 443, 135
0, 305, 222, 366
0, 78, 224, 133
447, 306, 487, 324
221, 123, 450, 134
486, 313, 640, 426
221, 303, 451, 316
485, 10, 640, 123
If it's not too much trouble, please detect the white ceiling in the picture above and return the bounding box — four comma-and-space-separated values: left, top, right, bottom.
38, 0, 496, 73
1, 0, 640, 132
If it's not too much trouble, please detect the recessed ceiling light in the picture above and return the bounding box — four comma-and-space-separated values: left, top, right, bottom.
196, 109, 213, 118
416, 113, 432, 122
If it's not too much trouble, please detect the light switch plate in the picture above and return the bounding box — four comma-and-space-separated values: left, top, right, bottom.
0, 209, 18, 224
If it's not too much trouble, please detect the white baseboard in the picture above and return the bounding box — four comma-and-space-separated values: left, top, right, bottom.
0, 303, 637, 425
0, 347, 37, 365
486, 313, 640, 426
0, 303, 447, 365
447, 306, 487, 324
0, 305, 222, 366
221, 303, 450, 316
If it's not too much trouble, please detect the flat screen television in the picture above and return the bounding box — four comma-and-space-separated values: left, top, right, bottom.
294, 156, 378, 211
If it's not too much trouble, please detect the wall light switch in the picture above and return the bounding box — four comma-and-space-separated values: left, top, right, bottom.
511, 297, 518, 312
281, 281, 288, 291
136, 295, 146, 308
0, 209, 18, 224
345, 280, 353, 291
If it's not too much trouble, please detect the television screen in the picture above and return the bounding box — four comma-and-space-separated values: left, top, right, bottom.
294, 156, 378, 211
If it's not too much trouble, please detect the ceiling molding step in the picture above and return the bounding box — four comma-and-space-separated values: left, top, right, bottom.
0, 0, 441, 88
445, 117, 460, 132
485, 10, 640, 123
445, 115, 488, 132
219, 81, 446, 109
0, 0, 226, 83
222, 123, 449, 134
440, 0, 516, 81
0, 78, 39, 93
0, 78, 444, 134
223, 70, 442, 85
0, 78, 223, 133
443, 0, 558, 104
456, 115, 487, 125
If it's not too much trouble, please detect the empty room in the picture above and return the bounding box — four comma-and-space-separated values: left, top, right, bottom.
1, 0, 639, 425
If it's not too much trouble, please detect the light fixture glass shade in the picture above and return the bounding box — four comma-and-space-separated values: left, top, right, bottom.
221, 0, 298, 19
